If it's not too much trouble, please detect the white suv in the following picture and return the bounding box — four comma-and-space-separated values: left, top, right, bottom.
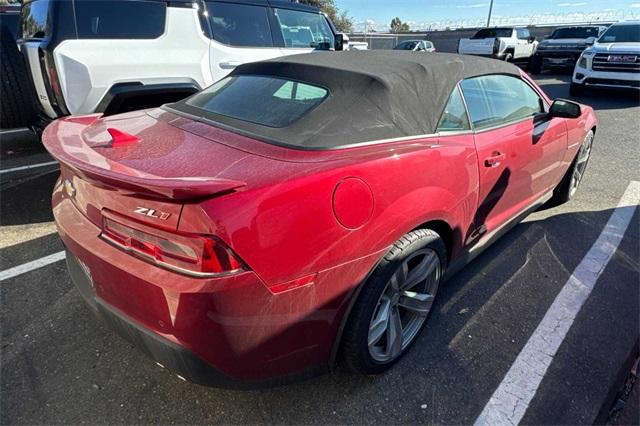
571, 21, 640, 96
17, 0, 346, 132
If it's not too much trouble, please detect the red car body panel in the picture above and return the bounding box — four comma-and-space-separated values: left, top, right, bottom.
45, 70, 597, 385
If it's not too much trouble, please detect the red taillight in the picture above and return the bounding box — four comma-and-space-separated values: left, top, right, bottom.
101, 211, 244, 277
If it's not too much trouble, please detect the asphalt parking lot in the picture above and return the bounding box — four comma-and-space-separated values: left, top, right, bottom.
1, 74, 639, 425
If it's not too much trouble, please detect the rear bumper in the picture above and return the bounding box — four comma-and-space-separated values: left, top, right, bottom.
66, 251, 323, 389
53, 185, 378, 387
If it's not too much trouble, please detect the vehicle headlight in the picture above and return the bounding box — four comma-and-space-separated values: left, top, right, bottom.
578, 56, 587, 68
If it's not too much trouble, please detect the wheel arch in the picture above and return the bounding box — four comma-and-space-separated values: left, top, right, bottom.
328, 218, 455, 369
96, 81, 201, 116
411, 219, 454, 264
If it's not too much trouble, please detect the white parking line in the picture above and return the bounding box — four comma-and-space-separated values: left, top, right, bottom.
0, 161, 59, 175
475, 180, 640, 426
0, 251, 66, 282
0, 128, 30, 135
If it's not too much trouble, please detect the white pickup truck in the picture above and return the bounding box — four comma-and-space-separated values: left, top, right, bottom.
458, 27, 538, 62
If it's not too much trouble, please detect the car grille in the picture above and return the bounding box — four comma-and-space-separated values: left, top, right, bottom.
592, 54, 640, 73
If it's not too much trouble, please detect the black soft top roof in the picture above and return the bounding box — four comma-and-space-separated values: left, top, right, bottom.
172, 51, 522, 150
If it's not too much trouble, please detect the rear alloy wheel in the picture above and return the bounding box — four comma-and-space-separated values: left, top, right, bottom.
551, 130, 594, 205
341, 229, 446, 374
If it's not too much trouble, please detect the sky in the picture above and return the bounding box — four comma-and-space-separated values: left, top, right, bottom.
335, 0, 638, 31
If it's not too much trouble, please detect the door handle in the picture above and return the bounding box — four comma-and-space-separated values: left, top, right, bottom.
219, 61, 242, 69
484, 152, 506, 167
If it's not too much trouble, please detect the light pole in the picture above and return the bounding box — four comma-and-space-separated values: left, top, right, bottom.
486, 0, 494, 27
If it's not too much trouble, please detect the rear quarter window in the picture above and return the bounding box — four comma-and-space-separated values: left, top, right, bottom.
74, 0, 166, 39
185, 75, 328, 128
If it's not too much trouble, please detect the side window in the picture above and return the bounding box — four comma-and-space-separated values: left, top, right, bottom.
206, 2, 274, 47
437, 86, 471, 132
274, 8, 335, 49
460, 75, 544, 130
74, 1, 166, 39
516, 28, 530, 39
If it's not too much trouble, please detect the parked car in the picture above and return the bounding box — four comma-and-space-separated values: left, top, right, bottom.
43, 51, 596, 387
571, 21, 640, 95
529, 25, 607, 74
394, 40, 436, 52
458, 27, 537, 63
17, 0, 347, 134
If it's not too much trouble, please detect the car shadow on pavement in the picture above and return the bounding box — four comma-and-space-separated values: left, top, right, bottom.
0, 169, 58, 226
2, 204, 637, 425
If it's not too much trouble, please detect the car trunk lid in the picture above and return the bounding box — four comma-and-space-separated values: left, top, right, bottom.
42, 110, 254, 229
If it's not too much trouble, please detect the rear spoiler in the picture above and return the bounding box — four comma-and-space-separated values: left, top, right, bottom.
59, 158, 246, 200
43, 116, 246, 201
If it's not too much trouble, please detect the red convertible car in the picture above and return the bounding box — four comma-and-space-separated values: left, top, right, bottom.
44, 51, 597, 388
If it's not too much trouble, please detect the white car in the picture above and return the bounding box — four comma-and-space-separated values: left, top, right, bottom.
17, 0, 346, 132
571, 21, 640, 95
393, 40, 436, 52
458, 27, 537, 63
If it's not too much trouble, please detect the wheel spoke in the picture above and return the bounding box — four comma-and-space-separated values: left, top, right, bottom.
401, 251, 438, 291
398, 291, 434, 316
386, 306, 403, 358
573, 167, 583, 185
368, 297, 391, 346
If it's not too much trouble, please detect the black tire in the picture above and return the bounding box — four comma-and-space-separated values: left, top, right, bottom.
1, 24, 37, 129
341, 229, 447, 374
550, 130, 594, 206
569, 82, 585, 97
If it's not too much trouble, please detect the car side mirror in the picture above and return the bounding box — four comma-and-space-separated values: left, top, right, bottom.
528, 35, 536, 43
335, 33, 349, 51
549, 99, 581, 119
585, 36, 596, 45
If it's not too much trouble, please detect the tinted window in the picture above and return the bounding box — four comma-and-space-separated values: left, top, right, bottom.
472, 28, 513, 39
516, 28, 530, 39
275, 8, 334, 49
186, 75, 328, 127
20, 0, 50, 39
550, 27, 601, 39
75, 0, 166, 39
394, 41, 419, 50
460, 75, 543, 130
207, 2, 273, 47
599, 24, 640, 43
437, 86, 470, 132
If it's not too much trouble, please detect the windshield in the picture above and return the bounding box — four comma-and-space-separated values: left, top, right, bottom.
184, 75, 328, 128
472, 28, 512, 39
599, 24, 640, 43
394, 41, 419, 50
550, 27, 600, 39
